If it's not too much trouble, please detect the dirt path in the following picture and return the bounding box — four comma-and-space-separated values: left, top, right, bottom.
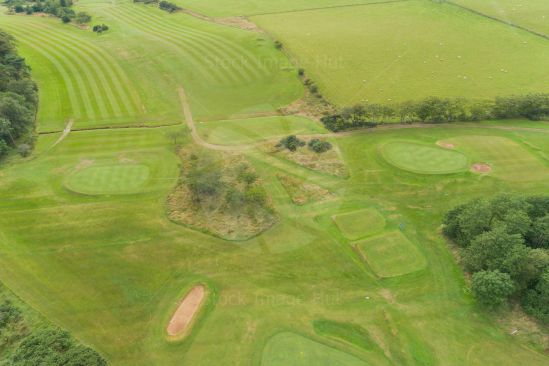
52, 119, 74, 147
167, 285, 206, 337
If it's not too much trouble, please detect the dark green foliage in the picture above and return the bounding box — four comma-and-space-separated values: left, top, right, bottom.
187, 155, 223, 199
92, 24, 109, 34
307, 138, 332, 153
274, 40, 283, 50
277, 135, 305, 152
10, 329, 107, 366
444, 194, 549, 321
0, 31, 38, 161
0, 300, 22, 328
75, 11, 92, 24
471, 270, 514, 307
297, 68, 305, 76
320, 94, 549, 132
236, 164, 258, 186
159, 1, 180, 13
6, 0, 77, 22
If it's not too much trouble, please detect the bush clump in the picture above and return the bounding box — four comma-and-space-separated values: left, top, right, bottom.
308, 138, 332, 153
277, 135, 305, 152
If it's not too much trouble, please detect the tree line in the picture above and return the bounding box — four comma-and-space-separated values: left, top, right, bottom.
443, 195, 548, 322
320, 94, 549, 132
6, 0, 92, 24
0, 30, 38, 160
133, 0, 181, 13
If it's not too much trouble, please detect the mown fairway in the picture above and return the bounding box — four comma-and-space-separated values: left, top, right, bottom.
253, 0, 549, 106
452, 0, 549, 36
0, 0, 548, 365
1, 121, 548, 365
0, 0, 302, 131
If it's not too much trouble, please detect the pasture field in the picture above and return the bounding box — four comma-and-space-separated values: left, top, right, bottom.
196, 115, 326, 145
356, 231, 426, 278
451, 0, 549, 36
253, 0, 549, 106
332, 208, 385, 240
380, 141, 469, 174
0, 122, 548, 365
0, 0, 302, 131
171, 0, 384, 17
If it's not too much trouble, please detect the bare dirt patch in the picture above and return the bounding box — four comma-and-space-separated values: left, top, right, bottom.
75, 159, 94, 171
167, 285, 206, 338
471, 163, 492, 173
437, 141, 455, 149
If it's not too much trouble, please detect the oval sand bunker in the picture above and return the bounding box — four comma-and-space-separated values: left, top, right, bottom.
167, 285, 206, 337
471, 163, 492, 173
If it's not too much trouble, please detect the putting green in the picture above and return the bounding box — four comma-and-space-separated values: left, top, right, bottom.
65, 164, 150, 195
381, 142, 468, 174
357, 231, 426, 278
333, 208, 385, 240
261, 332, 368, 366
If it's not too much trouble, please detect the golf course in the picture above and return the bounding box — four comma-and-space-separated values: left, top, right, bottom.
0, 0, 547, 365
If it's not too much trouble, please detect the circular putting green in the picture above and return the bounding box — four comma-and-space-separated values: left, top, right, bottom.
381, 141, 468, 174
65, 164, 150, 195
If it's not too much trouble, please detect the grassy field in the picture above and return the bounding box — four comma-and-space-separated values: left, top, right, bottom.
171, 0, 384, 17
451, 0, 549, 36
0, 0, 548, 365
332, 208, 385, 240
0, 122, 548, 365
0, 0, 302, 131
380, 141, 469, 174
196, 115, 326, 145
253, 0, 549, 106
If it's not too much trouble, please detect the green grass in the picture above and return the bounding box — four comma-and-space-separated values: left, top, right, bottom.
196, 115, 326, 145
253, 0, 549, 106
312, 319, 379, 352
65, 164, 151, 195
356, 231, 427, 278
171, 0, 384, 17
0, 124, 548, 365
439, 135, 549, 181
0, 0, 303, 131
332, 208, 385, 240
261, 332, 368, 366
452, 0, 549, 36
380, 141, 469, 174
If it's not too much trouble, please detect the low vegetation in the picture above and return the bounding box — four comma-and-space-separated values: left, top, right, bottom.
321, 94, 549, 132
0, 285, 106, 365
444, 195, 549, 321
0, 30, 37, 161
276, 173, 333, 205
167, 148, 276, 240
6, 0, 91, 24
133, 0, 180, 13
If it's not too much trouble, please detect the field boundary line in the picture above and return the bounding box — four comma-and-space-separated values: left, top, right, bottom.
447, 1, 548, 41
52, 119, 74, 147
244, 0, 412, 17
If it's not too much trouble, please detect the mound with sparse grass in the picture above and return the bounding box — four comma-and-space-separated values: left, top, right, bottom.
167, 148, 276, 240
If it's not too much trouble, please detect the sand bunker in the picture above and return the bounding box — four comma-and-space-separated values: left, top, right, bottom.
167, 285, 206, 337
471, 163, 492, 173
437, 141, 455, 149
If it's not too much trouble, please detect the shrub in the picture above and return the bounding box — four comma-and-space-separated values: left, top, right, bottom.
75, 12, 92, 24
274, 40, 283, 50
17, 143, 31, 157
159, 1, 180, 13
308, 139, 332, 153
297, 68, 305, 76
277, 135, 305, 152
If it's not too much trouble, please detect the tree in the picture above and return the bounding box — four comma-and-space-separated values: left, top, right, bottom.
308, 138, 332, 153
93, 24, 109, 34
187, 156, 223, 199
75, 12, 92, 25
526, 215, 549, 249
277, 135, 305, 152
471, 270, 514, 307
523, 268, 549, 322
165, 129, 186, 146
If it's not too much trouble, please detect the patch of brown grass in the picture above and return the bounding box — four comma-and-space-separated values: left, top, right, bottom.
276, 173, 335, 205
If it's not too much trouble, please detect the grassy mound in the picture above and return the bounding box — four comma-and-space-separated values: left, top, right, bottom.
357, 231, 426, 278
65, 164, 150, 195
380, 141, 468, 174
333, 208, 385, 240
261, 332, 368, 366
312, 319, 378, 352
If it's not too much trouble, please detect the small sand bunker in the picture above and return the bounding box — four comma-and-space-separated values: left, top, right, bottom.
471, 163, 492, 173
167, 285, 206, 337
437, 141, 455, 149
